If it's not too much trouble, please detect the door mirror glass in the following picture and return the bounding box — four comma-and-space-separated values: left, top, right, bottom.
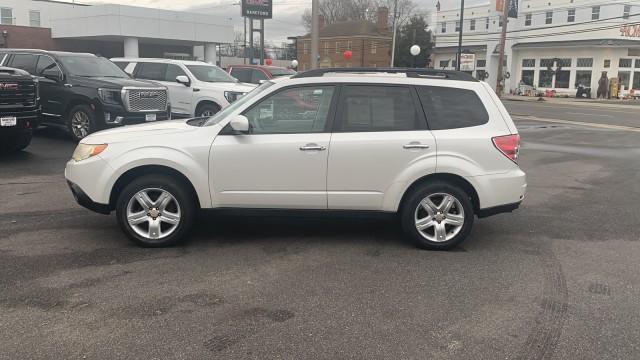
42, 67, 63, 82
176, 75, 190, 86
229, 115, 250, 133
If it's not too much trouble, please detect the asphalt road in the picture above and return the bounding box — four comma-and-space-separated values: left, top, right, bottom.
1, 104, 640, 359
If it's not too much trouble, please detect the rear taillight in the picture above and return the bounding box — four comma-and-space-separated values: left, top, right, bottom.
492, 134, 520, 163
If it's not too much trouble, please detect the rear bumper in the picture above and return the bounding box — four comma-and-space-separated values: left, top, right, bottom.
478, 201, 522, 218
67, 180, 111, 215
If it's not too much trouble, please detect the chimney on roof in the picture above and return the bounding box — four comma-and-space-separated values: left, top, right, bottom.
319, 14, 325, 29
377, 7, 389, 32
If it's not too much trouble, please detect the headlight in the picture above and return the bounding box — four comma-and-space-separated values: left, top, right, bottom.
224, 91, 245, 103
98, 88, 122, 105
72, 144, 108, 162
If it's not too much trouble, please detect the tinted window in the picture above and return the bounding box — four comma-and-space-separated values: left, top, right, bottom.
113, 61, 129, 71
186, 65, 236, 83
36, 55, 57, 74
416, 86, 489, 130
336, 85, 422, 132
244, 86, 335, 134
0, 52, 7, 64
58, 55, 128, 78
137, 63, 167, 81
230, 68, 252, 83
165, 64, 187, 82
9, 54, 38, 74
251, 69, 268, 84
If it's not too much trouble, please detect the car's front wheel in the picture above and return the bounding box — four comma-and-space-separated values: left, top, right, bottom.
116, 175, 195, 247
401, 182, 474, 250
67, 104, 95, 142
195, 103, 220, 117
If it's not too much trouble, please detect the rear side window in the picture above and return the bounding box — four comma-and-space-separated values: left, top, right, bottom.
416, 86, 489, 130
8, 54, 38, 74
336, 85, 423, 132
136, 62, 167, 81
230, 68, 252, 83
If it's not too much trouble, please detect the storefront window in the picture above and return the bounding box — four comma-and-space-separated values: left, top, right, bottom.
577, 58, 593, 68
635, 59, 640, 68
539, 70, 553, 88
619, 59, 632, 68
521, 70, 534, 86
555, 71, 570, 88
633, 72, 640, 90
540, 59, 554, 68
575, 71, 592, 87
618, 72, 631, 89
522, 59, 535, 67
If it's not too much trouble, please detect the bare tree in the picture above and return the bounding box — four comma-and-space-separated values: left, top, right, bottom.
301, 0, 417, 31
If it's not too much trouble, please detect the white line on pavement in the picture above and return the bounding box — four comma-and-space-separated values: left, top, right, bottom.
566, 112, 613, 118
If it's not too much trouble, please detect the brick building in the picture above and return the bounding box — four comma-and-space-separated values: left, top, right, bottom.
295, 7, 392, 71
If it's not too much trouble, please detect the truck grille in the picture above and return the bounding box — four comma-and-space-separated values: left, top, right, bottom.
0, 81, 37, 108
124, 88, 168, 112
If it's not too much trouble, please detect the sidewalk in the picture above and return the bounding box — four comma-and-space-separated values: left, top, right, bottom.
502, 95, 640, 109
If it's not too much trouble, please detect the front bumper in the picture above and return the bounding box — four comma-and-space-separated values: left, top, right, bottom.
67, 180, 112, 215
98, 103, 170, 128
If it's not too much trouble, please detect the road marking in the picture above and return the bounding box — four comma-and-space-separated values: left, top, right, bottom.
566, 112, 613, 118
513, 115, 640, 133
507, 102, 638, 114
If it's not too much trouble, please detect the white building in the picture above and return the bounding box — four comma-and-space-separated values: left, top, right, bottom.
432, 0, 640, 96
0, 0, 234, 62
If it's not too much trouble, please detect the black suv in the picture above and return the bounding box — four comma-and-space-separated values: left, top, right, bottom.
0, 50, 170, 141
0, 66, 39, 154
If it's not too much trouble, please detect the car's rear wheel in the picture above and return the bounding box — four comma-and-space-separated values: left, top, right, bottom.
401, 182, 474, 250
116, 175, 195, 247
67, 104, 95, 142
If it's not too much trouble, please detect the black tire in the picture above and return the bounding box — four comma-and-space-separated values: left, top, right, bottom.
67, 104, 96, 142
195, 103, 221, 117
0, 129, 32, 154
116, 174, 196, 247
400, 181, 474, 250
12, 130, 33, 152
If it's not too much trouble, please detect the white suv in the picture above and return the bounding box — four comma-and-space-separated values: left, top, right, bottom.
65, 68, 526, 250
111, 58, 255, 118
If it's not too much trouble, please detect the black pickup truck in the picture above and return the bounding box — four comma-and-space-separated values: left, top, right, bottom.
0, 67, 39, 154
0, 50, 170, 141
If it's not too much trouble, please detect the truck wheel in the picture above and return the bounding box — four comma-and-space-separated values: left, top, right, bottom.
67, 104, 95, 141
116, 174, 196, 248
0, 130, 32, 154
12, 130, 33, 152
400, 182, 474, 250
196, 103, 220, 117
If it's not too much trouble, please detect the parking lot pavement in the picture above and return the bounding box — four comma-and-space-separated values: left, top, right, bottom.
2, 119, 640, 359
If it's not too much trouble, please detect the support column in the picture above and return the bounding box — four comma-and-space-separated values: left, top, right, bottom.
123, 37, 139, 58
204, 43, 217, 65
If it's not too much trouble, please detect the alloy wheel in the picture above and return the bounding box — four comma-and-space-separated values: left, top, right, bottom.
414, 193, 465, 242
126, 188, 181, 240
71, 110, 90, 139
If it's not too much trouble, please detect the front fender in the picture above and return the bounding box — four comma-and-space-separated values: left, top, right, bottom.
104, 146, 211, 208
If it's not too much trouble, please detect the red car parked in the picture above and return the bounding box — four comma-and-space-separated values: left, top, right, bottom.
227, 65, 296, 84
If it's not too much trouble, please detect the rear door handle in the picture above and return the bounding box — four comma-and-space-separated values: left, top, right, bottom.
403, 142, 430, 150
300, 143, 327, 151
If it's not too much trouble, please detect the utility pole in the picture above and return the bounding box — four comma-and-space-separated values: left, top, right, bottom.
390, 0, 399, 67
311, 0, 320, 69
456, 0, 465, 71
243, 17, 247, 64
496, 0, 509, 96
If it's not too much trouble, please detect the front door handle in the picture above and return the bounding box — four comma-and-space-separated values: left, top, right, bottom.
403, 142, 430, 150
300, 143, 327, 151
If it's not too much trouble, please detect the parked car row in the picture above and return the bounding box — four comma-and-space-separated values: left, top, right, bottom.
1, 50, 298, 151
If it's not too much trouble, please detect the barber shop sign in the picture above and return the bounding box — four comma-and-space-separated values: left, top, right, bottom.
620, 24, 640, 38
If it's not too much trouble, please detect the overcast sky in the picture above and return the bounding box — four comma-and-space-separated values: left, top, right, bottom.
75, 0, 487, 43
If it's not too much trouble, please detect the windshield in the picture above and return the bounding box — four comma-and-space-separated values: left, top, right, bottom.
205, 81, 274, 126
269, 68, 296, 77
187, 65, 237, 83
59, 55, 129, 78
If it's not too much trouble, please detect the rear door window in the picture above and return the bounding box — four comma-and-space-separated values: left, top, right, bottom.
8, 54, 38, 74
230, 68, 252, 83
335, 85, 424, 132
136, 62, 167, 81
251, 69, 268, 84
416, 86, 489, 130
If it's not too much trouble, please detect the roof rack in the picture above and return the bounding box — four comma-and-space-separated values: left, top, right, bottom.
291, 68, 478, 82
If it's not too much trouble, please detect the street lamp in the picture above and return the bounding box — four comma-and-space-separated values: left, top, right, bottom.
410, 45, 421, 68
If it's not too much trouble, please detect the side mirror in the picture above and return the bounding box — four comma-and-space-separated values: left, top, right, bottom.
41, 68, 63, 82
176, 75, 190, 86
229, 115, 250, 133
